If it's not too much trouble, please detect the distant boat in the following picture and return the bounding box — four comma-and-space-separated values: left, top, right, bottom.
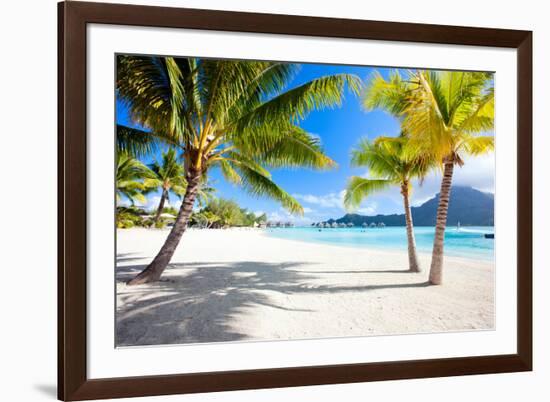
484, 233, 494, 239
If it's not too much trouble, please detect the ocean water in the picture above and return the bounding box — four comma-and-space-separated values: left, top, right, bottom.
265, 226, 495, 261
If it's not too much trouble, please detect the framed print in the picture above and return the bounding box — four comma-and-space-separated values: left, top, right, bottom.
58, 1, 532, 400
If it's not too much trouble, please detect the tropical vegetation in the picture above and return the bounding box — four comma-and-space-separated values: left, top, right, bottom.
192, 198, 267, 228
365, 70, 494, 284
116, 55, 361, 284
143, 148, 187, 225
116, 152, 152, 206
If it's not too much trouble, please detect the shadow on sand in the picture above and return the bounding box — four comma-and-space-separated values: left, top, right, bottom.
116, 258, 428, 347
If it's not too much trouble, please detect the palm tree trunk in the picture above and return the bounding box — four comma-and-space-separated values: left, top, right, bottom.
402, 183, 420, 273
153, 189, 168, 225
127, 168, 202, 285
429, 160, 455, 285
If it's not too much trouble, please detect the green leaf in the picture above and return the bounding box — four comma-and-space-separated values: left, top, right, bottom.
344, 177, 391, 210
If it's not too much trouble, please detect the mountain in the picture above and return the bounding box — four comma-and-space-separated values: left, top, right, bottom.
325, 186, 494, 227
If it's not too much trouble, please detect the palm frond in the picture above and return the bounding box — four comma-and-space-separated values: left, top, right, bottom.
363, 70, 412, 115
460, 135, 494, 156
218, 159, 242, 184
344, 177, 391, 210
232, 74, 362, 132
116, 125, 158, 158
116, 152, 152, 205
236, 125, 336, 170
350, 138, 402, 178
235, 162, 303, 214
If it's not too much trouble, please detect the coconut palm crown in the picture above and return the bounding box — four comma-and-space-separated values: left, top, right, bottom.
117, 55, 361, 284
143, 148, 187, 224
116, 152, 153, 206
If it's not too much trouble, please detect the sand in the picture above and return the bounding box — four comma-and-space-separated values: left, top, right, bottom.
116, 228, 494, 346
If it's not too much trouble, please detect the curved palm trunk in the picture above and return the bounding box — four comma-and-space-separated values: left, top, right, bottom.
128, 169, 202, 285
429, 160, 455, 285
401, 183, 420, 273
153, 189, 168, 225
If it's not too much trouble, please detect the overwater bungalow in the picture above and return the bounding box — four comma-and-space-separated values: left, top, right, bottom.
369, 222, 376, 228
362, 222, 368, 228
331, 222, 338, 228
338, 223, 346, 228
347, 222, 354, 227
377, 222, 386, 228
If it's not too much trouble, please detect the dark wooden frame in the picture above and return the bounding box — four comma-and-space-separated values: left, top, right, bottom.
58, 1, 532, 400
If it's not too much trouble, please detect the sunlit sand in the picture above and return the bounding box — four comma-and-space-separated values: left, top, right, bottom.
116, 228, 494, 346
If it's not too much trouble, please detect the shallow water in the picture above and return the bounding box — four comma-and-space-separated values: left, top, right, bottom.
265, 226, 495, 261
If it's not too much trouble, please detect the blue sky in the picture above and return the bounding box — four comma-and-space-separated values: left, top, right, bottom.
117, 62, 495, 224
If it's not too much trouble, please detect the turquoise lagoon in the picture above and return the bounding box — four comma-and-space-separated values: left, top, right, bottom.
265, 226, 495, 261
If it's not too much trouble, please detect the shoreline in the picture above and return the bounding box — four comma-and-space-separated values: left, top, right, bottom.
124, 226, 494, 264
116, 228, 494, 346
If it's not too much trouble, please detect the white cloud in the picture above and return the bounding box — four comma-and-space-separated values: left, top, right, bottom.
293, 190, 346, 210
453, 152, 495, 193
267, 207, 314, 225
267, 210, 292, 222
117, 196, 155, 209
357, 202, 377, 215
407, 152, 495, 206
118, 193, 185, 212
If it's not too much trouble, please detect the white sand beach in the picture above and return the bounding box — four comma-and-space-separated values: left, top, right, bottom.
116, 228, 494, 346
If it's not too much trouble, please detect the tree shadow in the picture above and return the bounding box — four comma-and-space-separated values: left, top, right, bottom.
116, 261, 429, 347
116, 253, 148, 264
286, 269, 419, 274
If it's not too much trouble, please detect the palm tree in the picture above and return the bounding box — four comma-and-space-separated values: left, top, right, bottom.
365, 70, 494, 284
117, 55, 361, 284
193, 179, 216, 208
116, 152, 152, 206
201, 211, 221, 228
344, 137, 432, 272
143, 148, 187, 225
